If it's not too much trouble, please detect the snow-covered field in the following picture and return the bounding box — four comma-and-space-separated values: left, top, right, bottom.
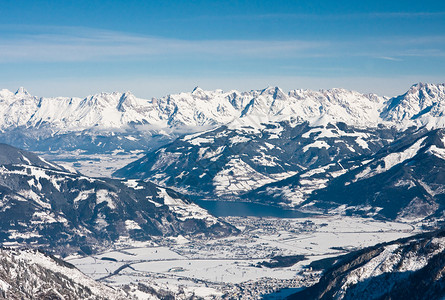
39, 151, 144, 177
67, 215, 419, 299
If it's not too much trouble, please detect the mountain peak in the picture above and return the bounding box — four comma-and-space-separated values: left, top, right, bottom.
261, 86, 286, 100
401, 82, 445, 99
192, 86, 203, 93
117, 91, 136, 112
122, 91, 134, 97
191, 86, 209, 99
406, 82, 445, 95
261, 86, 280, 92
407, 82, 429, 92
15, 87, 30, 96
381, 82, 445, 126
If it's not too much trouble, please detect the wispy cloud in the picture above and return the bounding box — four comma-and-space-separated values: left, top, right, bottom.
161, 11, 445, 22
0, 26, 443, 65
0, 27, 327, 63
377, 56, 403, 61
336, 35, 445, 59
368, 12, 445, 18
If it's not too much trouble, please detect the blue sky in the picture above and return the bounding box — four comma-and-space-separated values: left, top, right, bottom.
1, 0, 444, 97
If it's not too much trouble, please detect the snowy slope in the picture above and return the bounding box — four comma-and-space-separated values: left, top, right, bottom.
0, 248, 127, 299
303, 128, 445, 220
0, 144, 237, 256
114, 121, 401, 200
290, 229, 445, 300
382, 83, 445, 129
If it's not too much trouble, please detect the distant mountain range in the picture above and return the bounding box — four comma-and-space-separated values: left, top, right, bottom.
0, 83, 444, 153
2, 83, 444, 130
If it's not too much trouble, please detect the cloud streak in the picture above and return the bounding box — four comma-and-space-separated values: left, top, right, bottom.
161, 11, 445, 22
0, 27, 327, 63
377, 56, 403, 61
0, 26, 443, 64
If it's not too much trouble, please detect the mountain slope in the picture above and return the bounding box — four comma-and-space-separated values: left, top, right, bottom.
0, 144, 237, 256
289, 229, 445, 300
382, 83, 445, 128
0, 248, 127, 299
116, 121, 445, 222
0, 143, 67, 171
114, 121, 402, 200
303, 128, 445, 220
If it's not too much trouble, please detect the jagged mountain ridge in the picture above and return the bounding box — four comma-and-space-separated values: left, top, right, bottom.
289, 229, 445, 300
0, 83, 444, 153
0, 86, 386, 130
0, 144, 237, 256
1, 83, 444, 131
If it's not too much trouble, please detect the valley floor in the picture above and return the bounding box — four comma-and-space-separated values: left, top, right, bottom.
39, 150, 144, 177
67, 215, 423, 299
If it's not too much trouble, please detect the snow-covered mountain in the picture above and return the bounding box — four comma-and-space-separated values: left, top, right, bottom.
0, 83, 443, 154
382, 82, 445, 129
289, 229, 445, 300
2, 83, 445, 222
239, 127, 445, 222
0, 248, 128, 299
0, 144, 237, 256
2, 83, 444, 130
115, 118, 445, 222
113, 121, 402, 199
0, 86, 386, 131
301, 128, 445, 220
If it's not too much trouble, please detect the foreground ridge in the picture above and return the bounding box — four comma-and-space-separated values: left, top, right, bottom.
289, 229, 445, 300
